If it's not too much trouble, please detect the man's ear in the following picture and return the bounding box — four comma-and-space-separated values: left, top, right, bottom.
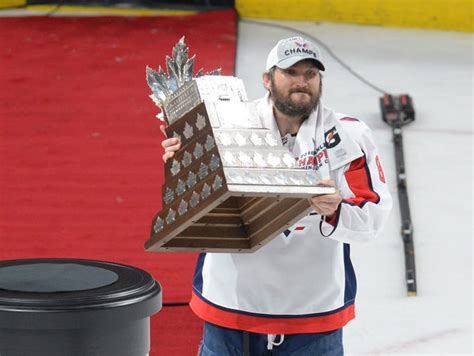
262, 72, 271, 91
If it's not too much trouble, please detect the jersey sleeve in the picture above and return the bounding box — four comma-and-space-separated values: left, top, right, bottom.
320, 122, 393, 243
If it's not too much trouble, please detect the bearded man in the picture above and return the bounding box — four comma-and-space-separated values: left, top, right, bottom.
162, 36, 392, 356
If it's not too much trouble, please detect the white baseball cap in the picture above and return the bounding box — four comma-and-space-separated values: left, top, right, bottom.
265, 36, 325, 71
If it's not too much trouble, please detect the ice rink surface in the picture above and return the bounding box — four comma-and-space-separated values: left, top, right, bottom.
236, 19, 472, 355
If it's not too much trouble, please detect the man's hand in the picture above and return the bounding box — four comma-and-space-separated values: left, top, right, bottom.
160, 124, 181, 163
308, 179, 342, 218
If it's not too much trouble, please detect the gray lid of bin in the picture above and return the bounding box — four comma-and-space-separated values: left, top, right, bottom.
0, 258, 162, 329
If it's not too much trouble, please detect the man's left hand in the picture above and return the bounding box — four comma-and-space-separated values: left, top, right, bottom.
308, 179, 342, 217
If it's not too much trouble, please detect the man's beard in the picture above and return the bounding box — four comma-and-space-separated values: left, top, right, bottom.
270, 81, 321, 118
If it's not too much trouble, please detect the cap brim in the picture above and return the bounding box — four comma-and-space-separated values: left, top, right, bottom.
275, 56, 325, 71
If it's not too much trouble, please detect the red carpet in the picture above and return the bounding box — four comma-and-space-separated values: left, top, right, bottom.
0, 9, 237, 355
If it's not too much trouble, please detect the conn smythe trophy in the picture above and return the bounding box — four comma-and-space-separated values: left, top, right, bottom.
145, 37, 334, 253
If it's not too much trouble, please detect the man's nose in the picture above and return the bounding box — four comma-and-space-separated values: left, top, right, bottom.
294, 73, 309, 87
293, 73, 309, 86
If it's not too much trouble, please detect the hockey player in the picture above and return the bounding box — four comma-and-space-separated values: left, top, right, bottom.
161, 36, 392, 356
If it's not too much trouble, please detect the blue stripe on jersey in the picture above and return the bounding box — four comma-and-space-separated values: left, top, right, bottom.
343, 243, 357, 304
193, 252, 206, 293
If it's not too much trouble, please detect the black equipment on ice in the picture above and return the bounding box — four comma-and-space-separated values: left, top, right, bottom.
380, 94, 417, 296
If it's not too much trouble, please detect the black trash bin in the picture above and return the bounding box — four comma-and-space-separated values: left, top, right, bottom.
0, 258, 162, 356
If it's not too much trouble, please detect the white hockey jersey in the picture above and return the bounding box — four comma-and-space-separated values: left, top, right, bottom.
190, 95, 392, 334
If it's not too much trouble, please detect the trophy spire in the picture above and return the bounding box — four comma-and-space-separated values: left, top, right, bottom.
146, 36, 221, 119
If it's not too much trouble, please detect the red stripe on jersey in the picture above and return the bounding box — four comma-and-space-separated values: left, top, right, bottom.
375, 155, 386, 183
190, 292, 355, 334
340, 116, 359, 122
294, 226, 305, 231
344, 155, 380, 207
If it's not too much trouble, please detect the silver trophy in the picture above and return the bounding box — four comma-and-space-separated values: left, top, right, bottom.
145, 37, 334, 252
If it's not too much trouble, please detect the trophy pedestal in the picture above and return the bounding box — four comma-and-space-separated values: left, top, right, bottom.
146, 194, 317, 252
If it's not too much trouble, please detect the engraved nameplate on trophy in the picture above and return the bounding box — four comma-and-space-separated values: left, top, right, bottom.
145, 37, 334, 252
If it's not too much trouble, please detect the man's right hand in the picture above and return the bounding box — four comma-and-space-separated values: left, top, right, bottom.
160, 124, 181, 163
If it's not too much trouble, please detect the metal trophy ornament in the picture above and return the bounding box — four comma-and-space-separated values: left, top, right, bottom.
145, 37, 334, 252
